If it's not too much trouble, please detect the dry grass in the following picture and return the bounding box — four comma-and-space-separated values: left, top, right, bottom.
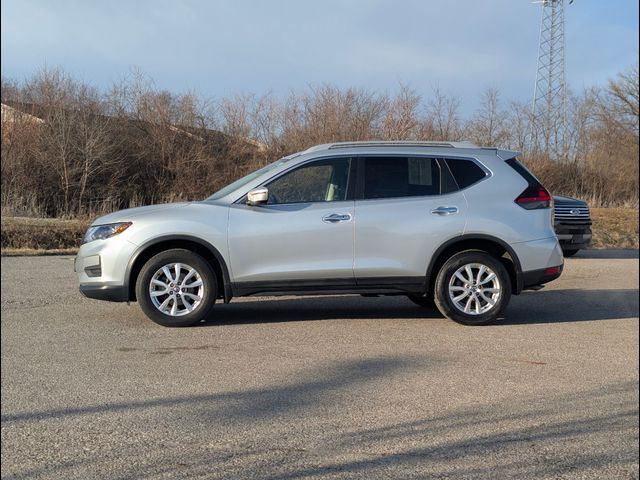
590, 208, 639, 249
1, 247, 79, 256
1, 216, 89, 252
1, 210, 638, 256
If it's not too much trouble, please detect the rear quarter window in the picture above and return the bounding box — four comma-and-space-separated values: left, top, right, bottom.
505, 158, 543, 188
444, 159, 487, 189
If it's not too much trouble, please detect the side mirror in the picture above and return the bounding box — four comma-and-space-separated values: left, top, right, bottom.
247, 187, 269, 206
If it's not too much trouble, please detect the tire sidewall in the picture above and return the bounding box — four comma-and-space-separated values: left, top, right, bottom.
434, 250, 511, 325
136, 249, 217, 327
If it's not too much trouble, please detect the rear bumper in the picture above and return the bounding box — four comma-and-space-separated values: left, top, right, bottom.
522, 264, 563, 289
510, 236, 564, 272
510, 236, 564, 294
80, 284, 128, 302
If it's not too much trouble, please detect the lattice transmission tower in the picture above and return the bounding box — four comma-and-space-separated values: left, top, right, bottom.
532, 0, 572, 159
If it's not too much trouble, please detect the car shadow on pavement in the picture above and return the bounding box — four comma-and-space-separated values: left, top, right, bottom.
204, 295, 440, 326
201, 288, 639, 327
504, 288, 639, 325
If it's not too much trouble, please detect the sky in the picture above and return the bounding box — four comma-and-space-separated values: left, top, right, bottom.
1, 0, 638, 115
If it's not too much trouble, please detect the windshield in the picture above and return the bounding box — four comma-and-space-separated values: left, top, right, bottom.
206, 157, 292, 201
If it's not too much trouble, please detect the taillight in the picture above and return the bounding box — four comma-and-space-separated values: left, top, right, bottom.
544, 266, 561, 276
515, 186, 552, 210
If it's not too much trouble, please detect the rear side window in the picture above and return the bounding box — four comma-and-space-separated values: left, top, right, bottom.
363, 157, 440, 199
445, 159, 487, 189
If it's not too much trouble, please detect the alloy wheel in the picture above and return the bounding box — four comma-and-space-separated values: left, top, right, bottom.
448, 262, 501, 315
149, 263, 204, 316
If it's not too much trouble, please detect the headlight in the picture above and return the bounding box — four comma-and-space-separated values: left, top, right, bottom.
83, 222, 132, 244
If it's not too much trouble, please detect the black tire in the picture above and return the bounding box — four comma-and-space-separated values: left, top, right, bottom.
407, 294, 435, 308
136, 248, 217, 327
433, 250, 511, 326
563, 249, 580, 257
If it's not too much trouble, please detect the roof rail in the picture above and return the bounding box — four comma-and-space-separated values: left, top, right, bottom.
303, 141, 479, 153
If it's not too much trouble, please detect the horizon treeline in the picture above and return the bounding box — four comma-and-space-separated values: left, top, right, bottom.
1, 65, 638, 218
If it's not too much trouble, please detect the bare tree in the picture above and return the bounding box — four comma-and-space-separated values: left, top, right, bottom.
382, 84, 420, 140
467, 88, 508, 147
423, 87, 462, 141
1, 65, 638, 216
607, 62, 639, 132
504, 100, 533, 153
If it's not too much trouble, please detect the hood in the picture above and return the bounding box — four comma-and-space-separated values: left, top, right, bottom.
91, 202, 191, 225
553, 195, 587, 206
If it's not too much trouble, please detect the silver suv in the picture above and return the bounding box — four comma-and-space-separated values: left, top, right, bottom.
76, 141, 564, 327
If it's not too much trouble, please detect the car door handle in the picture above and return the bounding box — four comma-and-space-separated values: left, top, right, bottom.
431, 206, 459, 216
322, 213, 352, 223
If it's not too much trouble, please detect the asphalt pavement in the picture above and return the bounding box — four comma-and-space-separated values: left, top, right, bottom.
1, 250, 638, 479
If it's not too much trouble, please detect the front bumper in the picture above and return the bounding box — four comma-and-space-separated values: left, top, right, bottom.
76, 236, 138, 302
80, 284, 129, 302
555, 224, 592, 250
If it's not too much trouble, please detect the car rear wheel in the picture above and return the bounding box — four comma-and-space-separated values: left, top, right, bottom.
434, 250, 511, 325
136, 249, 217, 327
563, 249, 580, 257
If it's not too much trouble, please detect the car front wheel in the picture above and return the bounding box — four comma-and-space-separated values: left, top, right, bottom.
136, 249, 217, 327
434, 250, 511, 325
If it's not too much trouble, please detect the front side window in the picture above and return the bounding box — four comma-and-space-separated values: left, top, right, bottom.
266, 158, 352, 205
363, 157, 441, 199
207, 158, 289, 201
